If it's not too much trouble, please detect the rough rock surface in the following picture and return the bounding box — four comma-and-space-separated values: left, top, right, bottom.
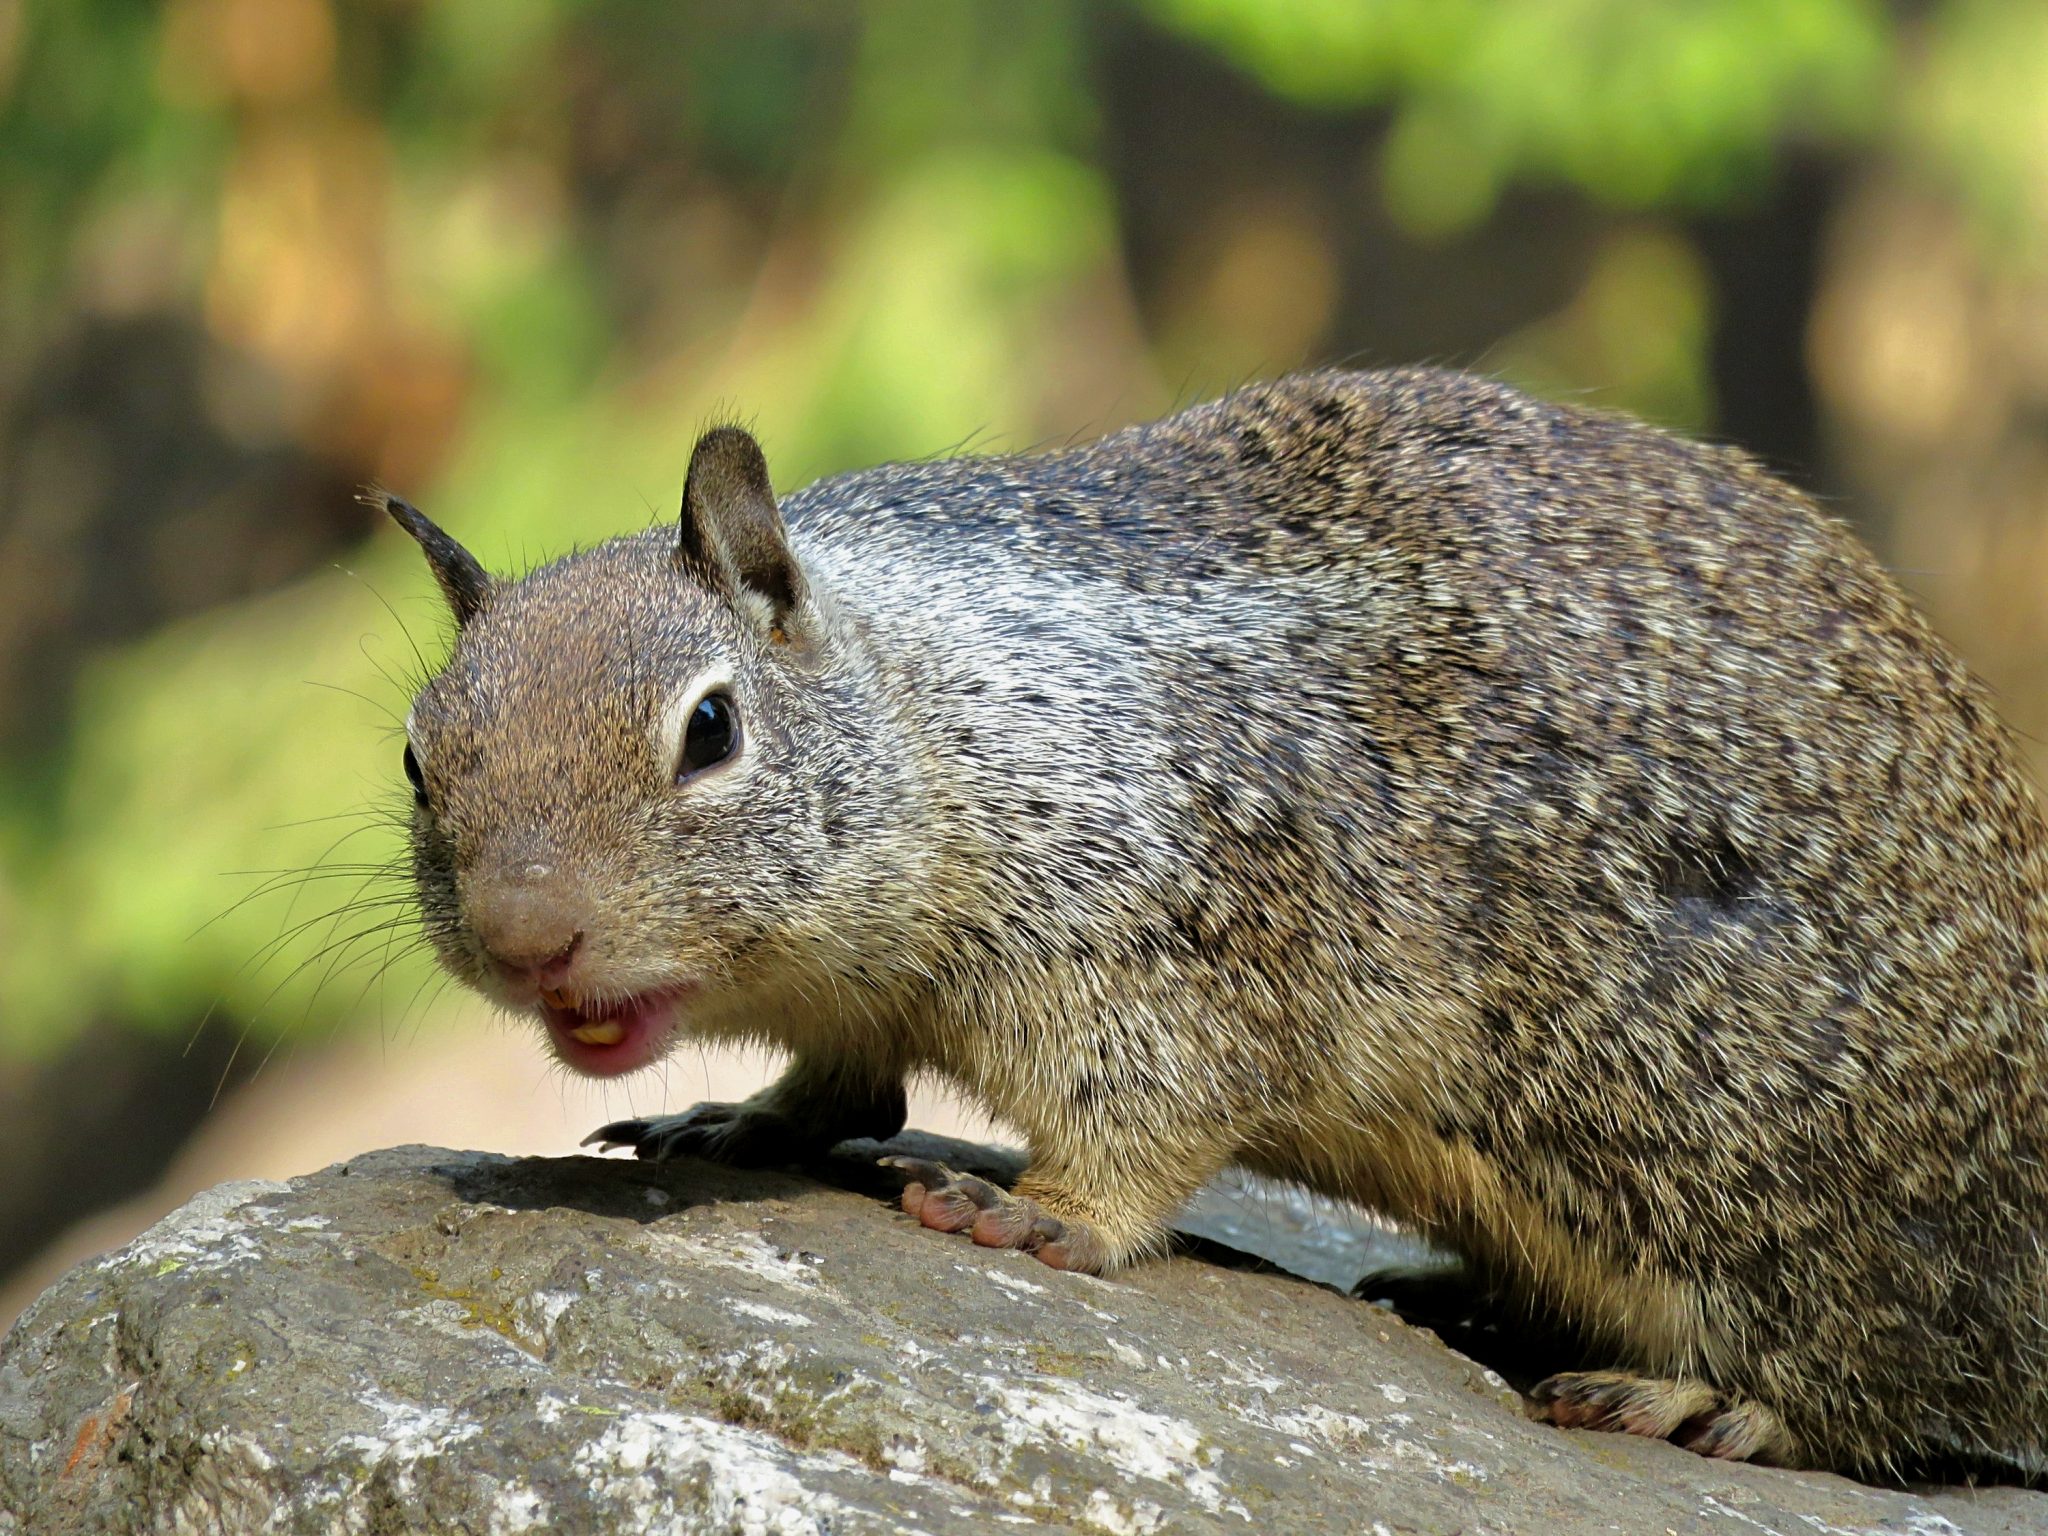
1, 1136, 2042, 1534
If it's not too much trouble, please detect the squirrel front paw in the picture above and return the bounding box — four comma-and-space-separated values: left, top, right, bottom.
881, 1156, 1112, 1273
584, 1102, 807, 1166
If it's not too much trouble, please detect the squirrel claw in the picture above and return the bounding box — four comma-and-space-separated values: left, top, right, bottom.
582, 1118, 653, 1153
583, 1103, 796, 1165
582, 1114, 710, 1160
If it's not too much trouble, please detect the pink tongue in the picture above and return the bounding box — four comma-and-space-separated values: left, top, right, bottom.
546, 992, 673, 1078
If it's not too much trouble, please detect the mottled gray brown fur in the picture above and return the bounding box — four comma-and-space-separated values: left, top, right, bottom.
392, 369, 2048, 1478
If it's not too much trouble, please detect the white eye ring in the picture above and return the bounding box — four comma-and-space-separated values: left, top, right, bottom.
657, 667, 736, 779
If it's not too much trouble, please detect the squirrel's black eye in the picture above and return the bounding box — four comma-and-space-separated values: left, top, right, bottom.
678, 692, 739, 780
403, 742, 428, 807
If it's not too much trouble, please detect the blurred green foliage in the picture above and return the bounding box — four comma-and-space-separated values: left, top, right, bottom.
1909, 0, 2048, 258
1145, 0, 1891, 231
1, 0, 2045, 1065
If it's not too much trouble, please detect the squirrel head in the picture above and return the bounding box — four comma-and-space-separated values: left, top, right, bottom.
387, 426, 871, 1078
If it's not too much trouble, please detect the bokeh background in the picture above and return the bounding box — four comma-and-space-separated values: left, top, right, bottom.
5, 0, 2048, 1325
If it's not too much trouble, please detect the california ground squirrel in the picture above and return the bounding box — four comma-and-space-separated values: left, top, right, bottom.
389, 369, 2048, 1478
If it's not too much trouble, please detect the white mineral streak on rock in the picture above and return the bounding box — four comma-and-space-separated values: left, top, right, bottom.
570, 1410, 854, 1536
1107, 1337, 1150, 1370
979, 1264, 1048, 1298
895, 1337, 943, 1367
1082, 1486, 1169, 1534
1245, 1400, 1489, 1485
984, 1376, 1250, 1526
520, 1288, 583, 1335
1201, 1348, 1285, 1393
486, 1481, 552, 1534
333, 1389, 484, 1475
881, 1436, 928, 1474
668, 1230, 821, 1291
727, 1298, 816, 1328
104, 1180, 293, 1275
1701, 1497, 1966, 1536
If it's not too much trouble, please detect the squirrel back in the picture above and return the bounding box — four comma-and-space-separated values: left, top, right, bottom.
395, 369, 2048, 1477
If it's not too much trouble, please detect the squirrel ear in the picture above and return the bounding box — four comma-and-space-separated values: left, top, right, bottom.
677, 426, 806, 632
381, 494, 492, 627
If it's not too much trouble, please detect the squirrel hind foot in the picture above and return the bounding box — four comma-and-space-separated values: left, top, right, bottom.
882, 1156, 1110, 1272
1530, 1370, 1797, 1465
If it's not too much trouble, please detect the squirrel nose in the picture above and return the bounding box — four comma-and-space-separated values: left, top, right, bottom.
462, 867, 590, 988
490, 930, 583, 989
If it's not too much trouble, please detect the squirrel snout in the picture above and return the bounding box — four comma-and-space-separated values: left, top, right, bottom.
488, 930, 583, 992
463, 876, 590, 991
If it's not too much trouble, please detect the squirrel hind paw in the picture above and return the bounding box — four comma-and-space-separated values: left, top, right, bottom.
1530, 1371, 1796, 1464
882, 1157, 1110, 1272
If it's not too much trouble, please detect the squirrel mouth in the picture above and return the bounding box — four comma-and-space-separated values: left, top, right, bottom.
537, 987, 686, 1078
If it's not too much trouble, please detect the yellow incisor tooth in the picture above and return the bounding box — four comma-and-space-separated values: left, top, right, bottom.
569, 1019, 625, 1046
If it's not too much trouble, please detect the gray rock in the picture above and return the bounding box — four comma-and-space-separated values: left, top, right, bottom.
1, 1136, 2042, 1534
